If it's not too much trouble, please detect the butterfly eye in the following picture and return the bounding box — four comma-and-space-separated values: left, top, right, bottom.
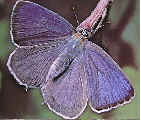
78, 29, 83, 34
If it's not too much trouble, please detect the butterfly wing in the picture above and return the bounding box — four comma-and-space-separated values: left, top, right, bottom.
40, 53, 88, 119
7, 39, 67, 88
85, 41, 134, 113
11, 0, 74, 47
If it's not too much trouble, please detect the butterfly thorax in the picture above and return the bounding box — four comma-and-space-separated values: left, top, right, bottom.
46, 32, 87, 81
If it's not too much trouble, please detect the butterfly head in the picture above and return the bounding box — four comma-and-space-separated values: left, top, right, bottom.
77, 28, 91, 39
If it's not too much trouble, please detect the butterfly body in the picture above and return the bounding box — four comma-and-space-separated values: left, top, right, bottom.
47, 32, 86, 81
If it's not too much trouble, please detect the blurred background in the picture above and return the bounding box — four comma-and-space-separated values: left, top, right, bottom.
0, 0, 139, 119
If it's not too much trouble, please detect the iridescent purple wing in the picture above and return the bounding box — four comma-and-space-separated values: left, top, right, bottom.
85, 41, 134, 113
7, 39, 67, 88
40, 53, 88, 119
11, 0, 74, 47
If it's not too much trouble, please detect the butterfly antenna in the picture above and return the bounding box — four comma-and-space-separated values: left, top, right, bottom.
72, 6, 79, 26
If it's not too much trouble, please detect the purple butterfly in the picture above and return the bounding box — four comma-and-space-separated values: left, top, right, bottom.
7, 0, 134, 119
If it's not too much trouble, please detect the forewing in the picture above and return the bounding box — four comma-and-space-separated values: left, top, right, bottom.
85, 41, 134, 113
40, 53, 88, 119
7, 40, 67, 88
11, 0, 74, 47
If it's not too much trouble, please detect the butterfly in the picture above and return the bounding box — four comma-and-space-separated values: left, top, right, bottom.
7, 0, 135, 119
